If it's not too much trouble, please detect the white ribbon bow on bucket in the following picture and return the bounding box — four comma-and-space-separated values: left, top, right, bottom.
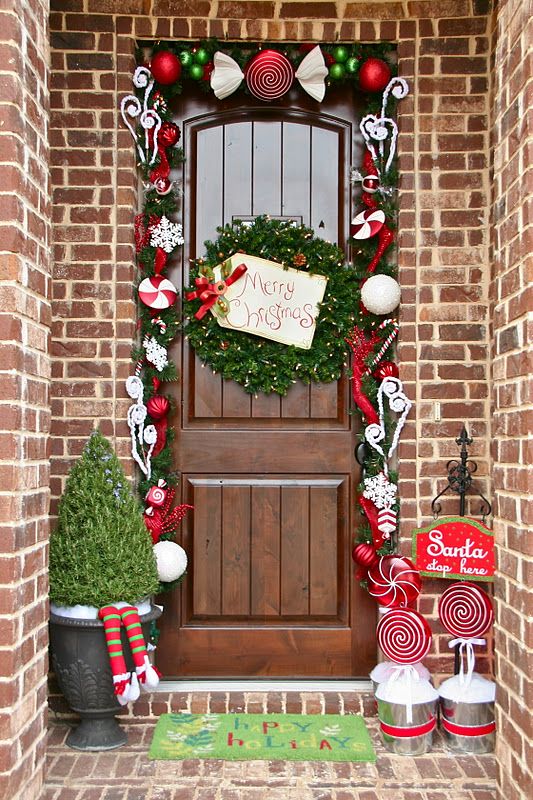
210, 46, 329, 102
387, 664, 420, 724
448, 637, 486, 689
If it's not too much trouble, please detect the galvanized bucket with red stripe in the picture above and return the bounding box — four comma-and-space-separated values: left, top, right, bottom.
438, 673, 496, 754
376, 673, 439, 756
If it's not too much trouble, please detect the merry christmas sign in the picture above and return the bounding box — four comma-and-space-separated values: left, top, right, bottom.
412, 516, 495, 582
211, 254, 328, 349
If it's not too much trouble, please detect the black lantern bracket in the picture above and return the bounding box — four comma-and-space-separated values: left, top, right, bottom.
431, 425, 492, 523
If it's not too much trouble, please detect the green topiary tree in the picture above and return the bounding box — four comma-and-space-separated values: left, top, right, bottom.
49, 430, 160, 608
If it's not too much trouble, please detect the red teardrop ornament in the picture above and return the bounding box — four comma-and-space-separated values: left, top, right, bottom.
157, 121, 181, 148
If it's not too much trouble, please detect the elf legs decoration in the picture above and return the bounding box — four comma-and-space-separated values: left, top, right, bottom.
98, 606, 140, 705
98, 605, 161, 704
120, 606, 162, 690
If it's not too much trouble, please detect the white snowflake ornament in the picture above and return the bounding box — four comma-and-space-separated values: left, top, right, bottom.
363, 472, 397, 509
150, 215, 184, 253
143, 336, 168, 372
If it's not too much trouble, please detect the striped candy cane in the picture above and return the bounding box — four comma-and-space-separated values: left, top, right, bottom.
365, 319, 399, 373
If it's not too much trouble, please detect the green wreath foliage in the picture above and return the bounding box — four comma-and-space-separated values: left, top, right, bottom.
184, 216, 361, 396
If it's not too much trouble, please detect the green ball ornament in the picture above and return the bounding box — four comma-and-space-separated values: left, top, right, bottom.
194, 47, 210, 66
329, 63, 346, 81
332, 45, 349, 63
345, 56, 359, 74
190, 63, 205, 80
179, 50, 193, 67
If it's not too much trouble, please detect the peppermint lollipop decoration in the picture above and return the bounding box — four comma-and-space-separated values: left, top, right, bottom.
138, 275, 178, 310
377, 607, 432, 665
350, 208, 385, 240
246, 50, 294, 101
438, 582, 494, 639
367, 555, 422, 608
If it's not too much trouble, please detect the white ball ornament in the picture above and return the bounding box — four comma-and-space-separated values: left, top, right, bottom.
360, 274, 401, 315
153, 541, 188, 582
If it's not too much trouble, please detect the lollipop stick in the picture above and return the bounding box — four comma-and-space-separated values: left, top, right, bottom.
454, 643, 460, 675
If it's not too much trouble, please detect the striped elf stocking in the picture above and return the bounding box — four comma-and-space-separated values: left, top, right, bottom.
120, 606, 161, 690
98, 606, 140, 705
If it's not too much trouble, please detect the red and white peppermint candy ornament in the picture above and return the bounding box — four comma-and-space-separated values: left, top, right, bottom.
377, 607, 432, 665
350, 208, 385, 240
438, 582, 494, 639
145, 480, 168, 509
246, 50, 294, 101
138, 275, 178, 309
367, 555, 422, 608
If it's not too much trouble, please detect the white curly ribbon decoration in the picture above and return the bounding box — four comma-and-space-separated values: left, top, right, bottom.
120, 66, 162, 166
364, 376, 412, 476
359, 76, 409, 179
125, 375, 157, 478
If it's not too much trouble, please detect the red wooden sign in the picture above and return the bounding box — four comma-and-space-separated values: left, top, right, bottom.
412, 516, 494, 582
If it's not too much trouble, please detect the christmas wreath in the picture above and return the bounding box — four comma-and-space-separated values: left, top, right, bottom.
184, 216, 361, 396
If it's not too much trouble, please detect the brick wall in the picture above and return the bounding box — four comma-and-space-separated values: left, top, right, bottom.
491, 1, 532, 797
0, 1, 51, 799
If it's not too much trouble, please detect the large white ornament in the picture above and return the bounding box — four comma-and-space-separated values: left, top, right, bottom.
150, 215, 184, 253
360, 274, 401, 315
153, 541, 188, 582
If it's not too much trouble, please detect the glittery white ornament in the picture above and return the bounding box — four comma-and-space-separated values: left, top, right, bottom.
143, 336, 168, 372
149, 215, 184, 253
153, 541, 188, 582
361, 274, 401, 315
363, 472, 397, 509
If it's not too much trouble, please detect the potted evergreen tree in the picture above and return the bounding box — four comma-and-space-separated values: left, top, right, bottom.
49, 430, 161, 751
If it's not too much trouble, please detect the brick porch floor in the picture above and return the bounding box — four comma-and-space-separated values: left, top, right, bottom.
43, 692, 498, 800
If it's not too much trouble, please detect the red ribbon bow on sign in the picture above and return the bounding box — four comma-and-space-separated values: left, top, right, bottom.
186, 262, 247, 320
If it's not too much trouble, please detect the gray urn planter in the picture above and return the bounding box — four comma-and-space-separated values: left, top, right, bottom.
49, 604, 162, 751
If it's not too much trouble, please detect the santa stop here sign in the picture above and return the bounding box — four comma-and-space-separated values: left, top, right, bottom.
412, 516, 495, 582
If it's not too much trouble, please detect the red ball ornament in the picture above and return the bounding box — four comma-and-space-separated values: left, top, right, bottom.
202, 62, 214, 82
150, 51, 181, 85
157, 121, 180, 148
367, 555, 422, 608
358, 57, 391, 93
352, 542, 379, 569
246, 50, 294, 101
374, 361, 400, 381
146, 395, 170, 420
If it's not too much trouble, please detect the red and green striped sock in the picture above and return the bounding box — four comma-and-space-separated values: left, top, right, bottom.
120, 606, 161, 690
98, 605, 133, 705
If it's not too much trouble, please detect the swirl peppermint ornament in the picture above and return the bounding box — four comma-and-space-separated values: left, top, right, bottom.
438, 582, 494, 639
138, 275, 178, 310
377, 608, 432, 665
367, 555, 422, 608
350, 209, 385, 240
246, 50, 294, 101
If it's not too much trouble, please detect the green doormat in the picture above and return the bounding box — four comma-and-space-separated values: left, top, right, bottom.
149, 713, 376, 762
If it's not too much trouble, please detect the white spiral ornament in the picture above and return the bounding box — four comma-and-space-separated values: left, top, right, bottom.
120, 66, 162, 166
125, 375, 156, 478
364, 375, 412, 475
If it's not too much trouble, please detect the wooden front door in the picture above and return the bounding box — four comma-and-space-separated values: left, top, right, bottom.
158, 85, 376, 678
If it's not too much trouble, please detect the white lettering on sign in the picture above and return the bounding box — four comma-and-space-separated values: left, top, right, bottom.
212, 254, 328, 349
426, 529, 488, 560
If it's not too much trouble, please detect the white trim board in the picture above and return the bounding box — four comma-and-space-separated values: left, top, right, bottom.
156, 680, 373, 693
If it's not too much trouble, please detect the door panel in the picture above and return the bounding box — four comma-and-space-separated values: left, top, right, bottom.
159, 86, 376, 677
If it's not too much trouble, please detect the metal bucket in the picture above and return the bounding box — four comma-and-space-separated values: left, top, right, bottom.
439, 698, 495, 754
377, 698, 437, 755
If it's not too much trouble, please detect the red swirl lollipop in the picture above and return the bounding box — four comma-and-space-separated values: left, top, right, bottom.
377, 608, 432, 665
367, 555, 422, 608
438, 582, 494, 639
246, 50, 294, 101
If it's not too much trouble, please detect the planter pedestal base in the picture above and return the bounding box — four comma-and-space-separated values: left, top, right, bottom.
66, 716, 127, 751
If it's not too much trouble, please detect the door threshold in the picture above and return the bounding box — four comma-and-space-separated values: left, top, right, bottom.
156, 679, 373, 693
